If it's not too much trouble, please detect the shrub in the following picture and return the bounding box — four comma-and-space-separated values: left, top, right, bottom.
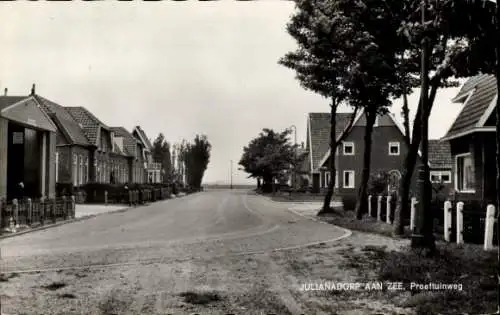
342, 195, 357, 211
367, 171, 389, 196
56, 182, 74, 197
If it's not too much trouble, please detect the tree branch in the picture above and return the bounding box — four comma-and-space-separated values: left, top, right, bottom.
335, 106, 360, 146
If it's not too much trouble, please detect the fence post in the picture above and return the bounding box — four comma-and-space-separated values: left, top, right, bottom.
62, 196, 68, 220
386, 195, 392, 224
12, 198, 18, 229
40, 197, 45, 226
368, 195, 372, 217
484, 204, 496, 251
410, 197, 417, 232
377, 195, 382, 220
71, 195, 76, 219
27, 198, 32, 226
104, 190, 108, 205
456, 201, 464, 245
52, 198, 57, 223
444, 201, 452, 242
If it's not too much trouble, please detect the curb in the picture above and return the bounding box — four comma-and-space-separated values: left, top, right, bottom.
0, 193, 197, 240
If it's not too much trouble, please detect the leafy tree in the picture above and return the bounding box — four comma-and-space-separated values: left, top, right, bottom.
183, 135, 211, 190
152, 133, 172, 183
239, 128, 300, 193
280, 0, 364, 213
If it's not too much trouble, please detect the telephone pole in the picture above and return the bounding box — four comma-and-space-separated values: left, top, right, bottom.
230, 160, 233, 189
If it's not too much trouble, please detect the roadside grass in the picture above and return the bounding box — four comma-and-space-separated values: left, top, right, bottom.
257, 191, 330, 202
179, 290, 221, 305
0, 273, 19, 282
338, 243, 497, 314
41, 281, 67, 291
319, 208, 413, 238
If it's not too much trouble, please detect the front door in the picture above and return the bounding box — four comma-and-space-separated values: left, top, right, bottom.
312, 173, 320, 193
7, 123, 25, 200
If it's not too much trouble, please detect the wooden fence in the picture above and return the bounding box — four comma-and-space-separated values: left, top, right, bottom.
0, 196, 75, 230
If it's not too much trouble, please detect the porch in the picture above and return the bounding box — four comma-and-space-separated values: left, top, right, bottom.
0, 96, 57, 202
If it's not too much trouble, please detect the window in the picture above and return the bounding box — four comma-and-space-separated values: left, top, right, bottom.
55, 152, 59, 182
79, 155, 83, 185
430, 171, 452, 183
343, 142, 355, 155
73, 154, 78, 186
456, 154, 475, 192
388, 142, 400, 156
343, 170, 355, 188
84, 157, 88, 183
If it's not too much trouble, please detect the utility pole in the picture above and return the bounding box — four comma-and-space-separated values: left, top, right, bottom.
290, 125, 297, 190
411, 0, 435, 253
230, 160, 233, 189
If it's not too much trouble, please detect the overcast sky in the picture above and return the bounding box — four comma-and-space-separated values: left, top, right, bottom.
1, 1, 463, 185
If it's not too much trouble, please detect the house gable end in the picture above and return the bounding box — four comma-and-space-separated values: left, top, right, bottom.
1, 97, 57, 132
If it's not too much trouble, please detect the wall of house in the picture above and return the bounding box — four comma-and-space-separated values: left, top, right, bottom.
334, 125, 419, 197
109, 154, 129, 184
0, 118, 8, 199
451, 133, 498, 203
47, 132, 56, 198
56, 146, 72, 183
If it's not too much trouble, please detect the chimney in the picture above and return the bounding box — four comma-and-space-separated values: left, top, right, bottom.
4, 88, 7, 96
30, 83, 35, 96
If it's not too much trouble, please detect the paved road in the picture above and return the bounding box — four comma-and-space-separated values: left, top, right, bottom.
0, 189, 349, 314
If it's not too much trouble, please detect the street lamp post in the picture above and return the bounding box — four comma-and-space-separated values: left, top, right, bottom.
230, 160, 233, 190
289, 125, 297, 190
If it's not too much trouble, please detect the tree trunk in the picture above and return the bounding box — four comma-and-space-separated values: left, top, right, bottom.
402, 92, 411, 146
320, 101, 338, 213
355, 110, 376, 220
393, 83, 439, 236
494, 3, 500, 311
257, 178, 261, 189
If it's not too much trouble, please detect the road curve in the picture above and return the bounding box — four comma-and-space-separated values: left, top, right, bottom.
1, 189, 348, 273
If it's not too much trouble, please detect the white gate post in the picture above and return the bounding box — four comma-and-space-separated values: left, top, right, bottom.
410, 197, 417, 232
386, 195, 392, 224
368, 195, 372, 217
443, 201, 452, 242
484, 204, 496, 251
377, 195, 383, 221
456, 201, 464, 245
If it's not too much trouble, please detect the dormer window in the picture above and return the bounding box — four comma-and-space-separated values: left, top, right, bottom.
343, 142, 355, 155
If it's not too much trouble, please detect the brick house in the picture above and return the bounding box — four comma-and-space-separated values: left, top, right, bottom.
132, 126, 162, 183
304, 111, 448, 197
35, 95, 95, 188
0, 91, 58, 200
441, 74, 498, 204
429, 140, 453, 197
110, 127, 146, 184
65, 107, 132, 184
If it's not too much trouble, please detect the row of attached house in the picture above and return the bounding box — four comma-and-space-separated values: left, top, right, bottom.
0, 85, 163, 201
301, 110, 454, 197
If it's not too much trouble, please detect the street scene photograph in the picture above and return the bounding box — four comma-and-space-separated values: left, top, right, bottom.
1, 0, 500, 314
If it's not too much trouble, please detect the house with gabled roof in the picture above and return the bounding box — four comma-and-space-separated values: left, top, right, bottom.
441, 74, 497, 204
35, 95, 95, 187
0, 86, 58, 200
65, 107, 133, 184
132, 126, 162, 184
110, 127, 146, 184
304, 110, 450, 198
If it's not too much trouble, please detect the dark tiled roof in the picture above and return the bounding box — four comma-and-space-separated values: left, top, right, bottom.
34, 95, 91, 146
445, 74, 497, 139
308, 112, 355, 170
429, 140, 452, 169
110, 126, 138, 157
0, 96, 27, 111
134, 126, 153, 150
66, 107, 109, 146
